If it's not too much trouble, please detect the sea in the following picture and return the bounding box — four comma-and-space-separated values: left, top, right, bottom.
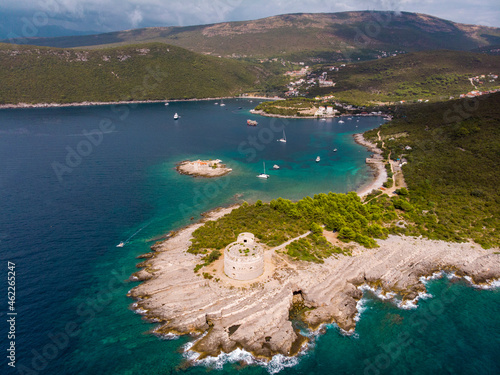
0, 99, 498, 375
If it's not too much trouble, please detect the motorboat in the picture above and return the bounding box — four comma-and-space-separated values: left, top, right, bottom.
174, 113, 180, 120
116, 242, 125, 248
247, 119, 258, 126
338, 120, 345, 124
272, 164, 280, 170
316, 156, 320, 162
257, 162, 270, 179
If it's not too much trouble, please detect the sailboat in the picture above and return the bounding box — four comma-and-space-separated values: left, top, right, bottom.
220, 99, 226, 107
174, 113, 179, 120
278, 129, 287, 143
257, 162, 270, 179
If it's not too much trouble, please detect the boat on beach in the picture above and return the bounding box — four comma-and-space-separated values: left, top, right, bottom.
247, 119, 258, 126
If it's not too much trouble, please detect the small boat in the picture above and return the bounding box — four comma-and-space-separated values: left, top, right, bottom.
273, 164, 280, 170
174, 113, 179, 120
247, 119, 258, 126
164, 102, 169, 106
238, 107, 242, 109
257, 162, 270, 179
220, 100, 226, 107
338, 120, 345, 124
316, 156, 320, 163
348, 117, 352, 120
333, 148, 338, 152
320, 118, 326, 121
214, 102, 219, 105
116, 242, 125, 248
278, 129, 286, 143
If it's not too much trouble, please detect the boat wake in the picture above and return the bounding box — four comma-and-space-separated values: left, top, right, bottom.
116, 222, 151, 247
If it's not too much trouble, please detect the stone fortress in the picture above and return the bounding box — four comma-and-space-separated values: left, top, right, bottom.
224, 233, 264, 281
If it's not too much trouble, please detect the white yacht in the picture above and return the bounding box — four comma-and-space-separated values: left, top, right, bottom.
278, 129, 286, 143
257, 162, 270, 179
333, 148, 338, 152
116, 242, 125, 248
338, 120, 345, 124
174, 113, 179, 120
273, 164, 280, 170
164, 102, 169, 106
316, 156, 320, 163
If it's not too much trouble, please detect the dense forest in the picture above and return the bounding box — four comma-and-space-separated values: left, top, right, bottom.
0, 42, 264, 104
189, 92, 500, 268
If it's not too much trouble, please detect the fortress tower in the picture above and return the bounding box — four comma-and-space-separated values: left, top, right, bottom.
224, 233, 264, 281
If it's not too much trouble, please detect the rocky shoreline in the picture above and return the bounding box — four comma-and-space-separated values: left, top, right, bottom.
128, 206, 500, 361
176, 159, 232, 178
0, 95, 279, 109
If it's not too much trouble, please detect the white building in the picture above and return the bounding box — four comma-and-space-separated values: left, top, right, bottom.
224, 233, 264, 281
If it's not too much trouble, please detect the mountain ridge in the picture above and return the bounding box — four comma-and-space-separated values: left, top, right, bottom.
5, 11, 500, 61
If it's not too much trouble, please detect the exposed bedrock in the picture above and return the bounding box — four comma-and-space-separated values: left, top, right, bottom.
129, 208, 500, 359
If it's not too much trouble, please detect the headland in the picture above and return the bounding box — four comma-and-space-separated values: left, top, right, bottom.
129, 206, 500, 360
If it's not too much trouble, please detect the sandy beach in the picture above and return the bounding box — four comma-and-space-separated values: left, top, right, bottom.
353, 133, 388, 197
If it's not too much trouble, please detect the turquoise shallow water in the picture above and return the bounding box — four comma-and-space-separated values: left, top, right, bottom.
0, 99, 498, 374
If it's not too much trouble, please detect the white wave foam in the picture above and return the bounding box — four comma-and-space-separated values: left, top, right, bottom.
358, 284, 396, 300
157, 332, 179, 340
464, 276, 500, 290
183, 346, 301, 374
354, 297, 369, 322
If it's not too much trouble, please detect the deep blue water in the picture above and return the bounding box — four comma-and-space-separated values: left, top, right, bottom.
0, 99, 498, 375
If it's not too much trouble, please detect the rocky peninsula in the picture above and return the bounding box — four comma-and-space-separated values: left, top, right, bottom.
129, 206, 500, 361
176, 159, 232, 178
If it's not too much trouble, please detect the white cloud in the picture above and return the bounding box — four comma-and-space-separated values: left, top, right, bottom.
128, 7, 143, 28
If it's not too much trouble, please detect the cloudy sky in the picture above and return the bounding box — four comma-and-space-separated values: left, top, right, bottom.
1, 0, 499, 39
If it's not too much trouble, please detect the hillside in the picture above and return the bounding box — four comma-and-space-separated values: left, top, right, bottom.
309, 50, 500, 105
5, 12, 500, 62
364, 92, 500, 248
0, 43, 265, 104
